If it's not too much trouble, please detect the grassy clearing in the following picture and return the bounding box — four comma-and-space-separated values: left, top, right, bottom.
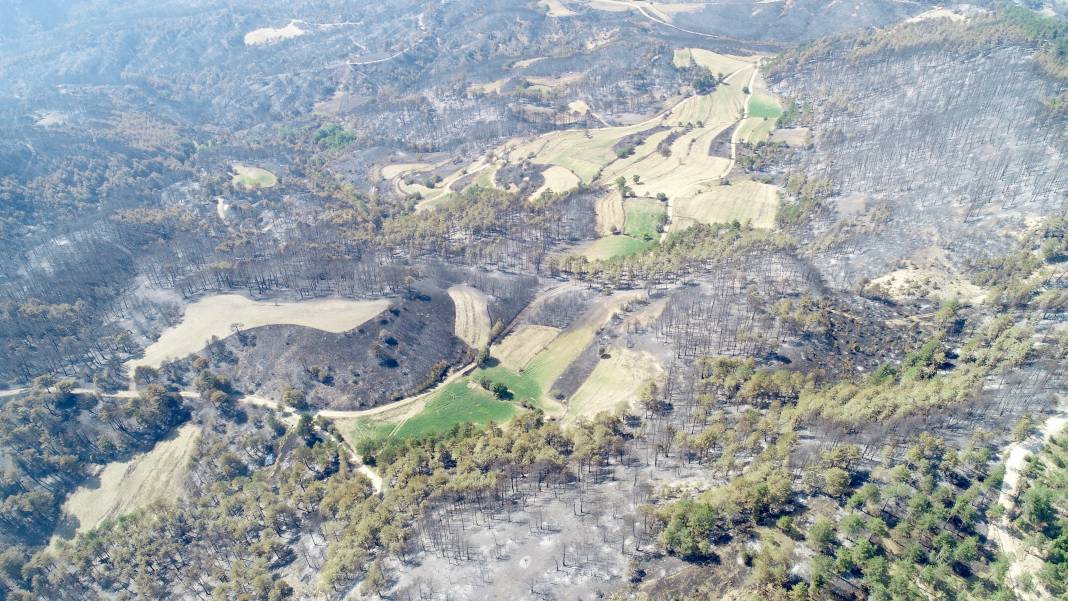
493, 325, 561, 371
565, 347, 663, 424
58, 423, 199, 538
748, 94, 782, 120
623, 197, 667, 240
448, 285, 491, 349
391, 380, 517, 439
129, 295, 389, 370
231, 165, 277, 189
475, 366, 544, 407
578, 235, 655, 260
671, 178, 779, 230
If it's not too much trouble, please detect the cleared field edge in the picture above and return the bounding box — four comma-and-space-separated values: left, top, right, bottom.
448, 285, 492, 349
129, 295, 391, 370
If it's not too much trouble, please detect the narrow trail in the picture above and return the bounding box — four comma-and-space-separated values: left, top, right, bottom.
989, 406, 1068, 600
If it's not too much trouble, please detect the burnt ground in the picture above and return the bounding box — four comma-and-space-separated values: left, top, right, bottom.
215, 284, 467, 410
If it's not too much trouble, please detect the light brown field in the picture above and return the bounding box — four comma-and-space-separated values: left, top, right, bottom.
525, 73, 584, 89
513, 57, 548, 69
492, 325, 562, 371
129, 295, 390, 370
671, 178, 779, 230
565, 347, 663, 424
568, 100, 591, 114
770, 127, 811, 147
448, 285, 492, 349
595, 191, 626, 235
539, 0, 577, 17
530, 165, 581, 200
870, 267, 986, 303
244, 21, 305, 46
906, 7, 966, 23
381, 162, 435, 180
469, 79, 510, 95
672, 48, 754, 75
58, 423, 199, 537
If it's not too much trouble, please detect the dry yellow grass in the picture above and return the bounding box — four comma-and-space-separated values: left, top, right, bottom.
770, 127, 811, 147
568, 100, 591, 114
469, 78, 510, 94
565, 347, 663, 424
672, 48, 754, 75
671, 178, 779, 230
129, 295, 390, 370
244, 22, 305, 46
526, 73, 584, 89
448, 285, 491, 349
736, 116, 776, 144
492, 325, 562, 371
870, 267, 986, 303
531, 165, 581, 200
59, 423, 199, 537
513, 57, 548, 69
539, 0, 577, 16
595, 191, 626, 235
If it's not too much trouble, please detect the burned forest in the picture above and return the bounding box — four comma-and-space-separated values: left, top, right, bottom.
1, 1, 1067, 601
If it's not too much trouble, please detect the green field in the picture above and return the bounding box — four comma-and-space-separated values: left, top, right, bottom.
475, 365, 544, 406
623, 197, 667, 240
231, 165, 278, 189
748, 95, 783, 120
391, 380, 516, 439
579, 235, 655, 261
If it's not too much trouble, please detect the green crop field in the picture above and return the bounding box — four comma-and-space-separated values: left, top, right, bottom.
623, 197, 667, 240
474, 365, 544, 407
748, 95, 783, 120
391, 380, 517, 440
